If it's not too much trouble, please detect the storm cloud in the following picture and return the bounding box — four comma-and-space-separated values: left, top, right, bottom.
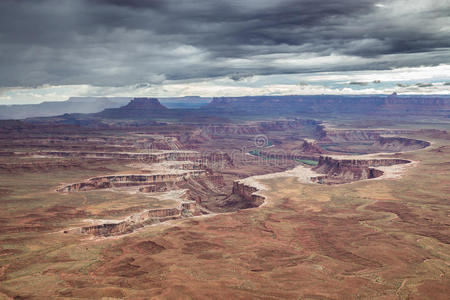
0, 0, 449, 88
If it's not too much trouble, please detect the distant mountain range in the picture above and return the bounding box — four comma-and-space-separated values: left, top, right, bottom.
0, 97, 131, 120
1, 94, 449, 122
204, 94, 450, 118
0, 96, 212, 120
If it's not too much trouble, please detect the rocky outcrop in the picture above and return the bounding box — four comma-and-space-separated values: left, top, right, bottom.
98, 98, 168, 119
176, 175, 227, 206
322, 131, 382, 142
32, 150, 200, 162
80, 204, 200, 236
81, 221, 131, 236
253, 140, 322, 161
312, 156, 410, 183
138, 182, 174, 193
57, 171, 205, 192
319, 129, 429, 147
122, 98, 167, 110
315, 156, 410, 169
299, 140, 324, 154
318, 129, 430, 154
372, 137, 430, 152
232, 181, 265, 208
201, 152, 234, 167
142, 208, 181, 219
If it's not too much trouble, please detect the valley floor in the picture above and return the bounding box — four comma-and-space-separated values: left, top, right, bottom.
0, 121, 448, 299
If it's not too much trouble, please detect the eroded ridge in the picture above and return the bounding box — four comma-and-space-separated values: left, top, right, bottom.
76, 199, 205, 237
31, 150, 200, 161
311, 156, 411, 184
59, 160, 229, 236
51, 124, 426, 237
231, 155, 414, 209
57, 171, 205, 192
61, 153, 415, 237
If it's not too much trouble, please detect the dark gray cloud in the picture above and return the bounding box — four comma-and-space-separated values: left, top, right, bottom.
0, 0, 449, 88
416, 83, 433, 87
349, 81, 369, 86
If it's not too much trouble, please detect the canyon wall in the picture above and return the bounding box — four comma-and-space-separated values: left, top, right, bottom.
57, 171, 205, 192
80, 204, 199, 236
29, 150, 200, 162
320, 130, 430, 153
372, 137, 430, 152
232, 181, 265, 208
312, 156, 410, 183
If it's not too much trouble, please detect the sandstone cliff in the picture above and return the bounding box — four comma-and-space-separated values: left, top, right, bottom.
58, 171, 205, 192
312, 156, 410, 183
231, 181, 265, 208
80, 204, 199, 236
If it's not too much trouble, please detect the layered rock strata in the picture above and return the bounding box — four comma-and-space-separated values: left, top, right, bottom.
231, 181, 265, 208
57, 171, 205, 192
312, 156, 410, 183
80, 203, 199, 237
30, 150, 200, 162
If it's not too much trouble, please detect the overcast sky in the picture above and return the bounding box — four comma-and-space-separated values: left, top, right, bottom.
1, 0, 449, 104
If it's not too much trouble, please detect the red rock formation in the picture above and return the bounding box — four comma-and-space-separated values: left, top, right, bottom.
32, 150, 200, 162
79, 201, 204, 236
138, 182, 175, 193
300, 140, 324, 154
312, 156, 410, 183
372, 137, 430, 152
202, 152, 234, 167
144, 208, 180, 219
232, 181, 265, 208
81, 222, 131, 236
81, 207, 184, 236
319, 129, 427, 146
98, 98, 168, 119
57, 171, 205, 192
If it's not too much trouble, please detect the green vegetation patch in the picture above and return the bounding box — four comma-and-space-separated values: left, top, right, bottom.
248, 149, 262, 156
294, 159, 318, 166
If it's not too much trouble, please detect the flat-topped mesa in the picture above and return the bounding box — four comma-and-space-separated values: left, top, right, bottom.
312, 156, 410, 183
124, 98, 167, 110
81, 221, 130, 236
372, 137, 431, 152
57, 171, 205, 192
320, 130, 430, 150
31, 150, 200, 162
98, 97, 168, 119
205, 95, 450, 117
320, 129, 419, 143
321, 131, 382, 142
80, 203, 200, 236
315, 156, 410, 168
198, 119, 319, 137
